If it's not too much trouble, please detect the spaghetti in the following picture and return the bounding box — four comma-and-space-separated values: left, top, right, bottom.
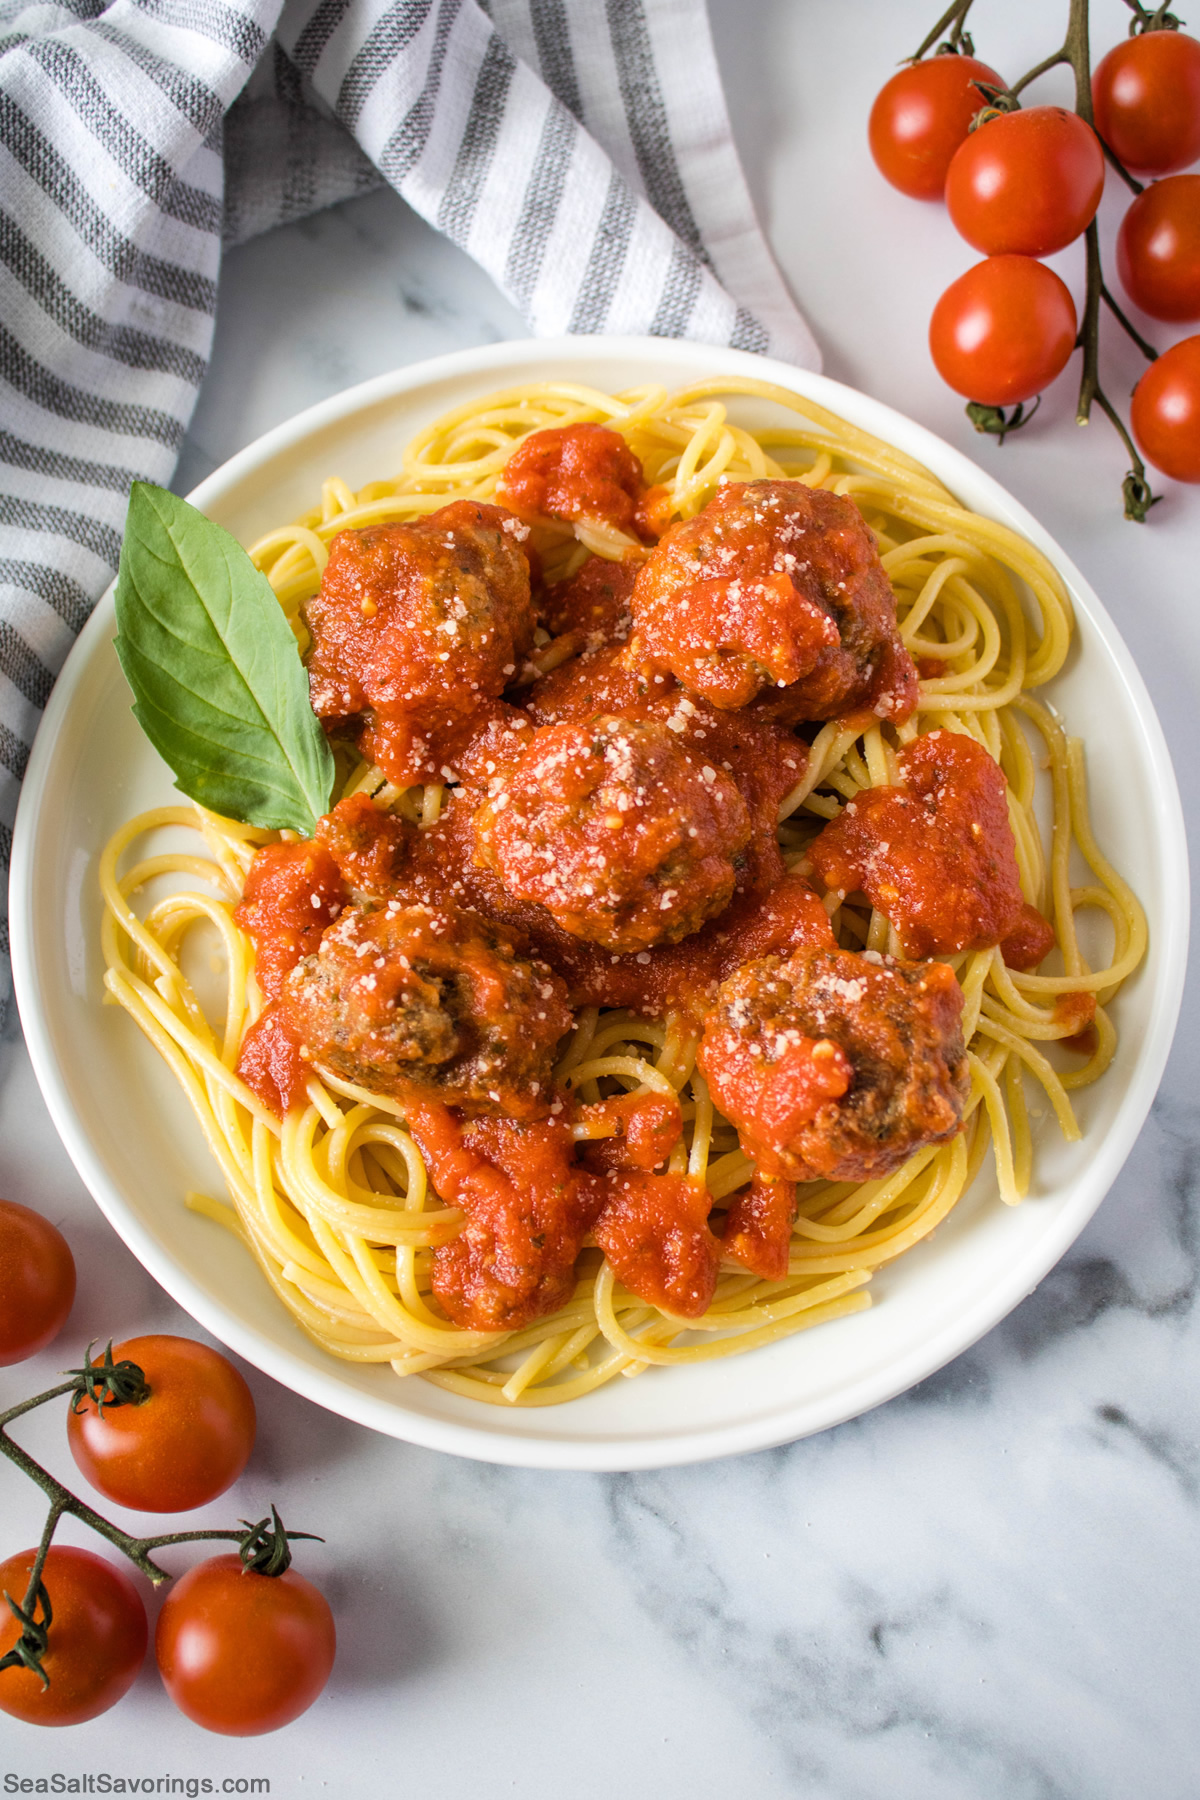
99, 376, 1147, 1406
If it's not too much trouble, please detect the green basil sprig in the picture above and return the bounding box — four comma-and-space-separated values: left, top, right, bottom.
114, 483, 334, 836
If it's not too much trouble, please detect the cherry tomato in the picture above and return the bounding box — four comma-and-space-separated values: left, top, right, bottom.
0, 1198, 76, 1365
67, 1335, 256, 1513
1117, 175, 1200, 322
0, 1546, 146, 1726
1131, 334, 1200, 481
155, 1555, 335, 1735
945, 106, 1106, 256
1093, 29, 1200, 176
869, 53, 1005, 200
929, 256, 1078, 405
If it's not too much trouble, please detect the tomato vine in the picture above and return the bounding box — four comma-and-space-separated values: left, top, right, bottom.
0, 1345, 318, 1694
904, 0, 1174, 519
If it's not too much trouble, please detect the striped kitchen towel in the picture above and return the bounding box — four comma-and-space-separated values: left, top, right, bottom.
0, 0, 819, 1016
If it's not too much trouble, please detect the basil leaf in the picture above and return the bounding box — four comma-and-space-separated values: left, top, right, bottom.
114, 483, 334, 836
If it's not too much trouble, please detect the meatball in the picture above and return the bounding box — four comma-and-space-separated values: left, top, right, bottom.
525, 644, 805, 897
496, 423, 651, 537
280, 902, 571, 1118
630, 479, 917, 722
472, 714, 752, 954
698, 946, 967, 1182
303, 500, 536, 785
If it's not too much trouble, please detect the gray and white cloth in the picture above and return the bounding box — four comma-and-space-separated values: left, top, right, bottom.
0, 0, 819, 1008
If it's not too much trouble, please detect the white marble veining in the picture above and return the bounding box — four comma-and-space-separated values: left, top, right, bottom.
3, 1, 1199, 1794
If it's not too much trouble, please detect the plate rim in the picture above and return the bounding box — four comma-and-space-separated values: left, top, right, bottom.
10, 333, 1190, 1470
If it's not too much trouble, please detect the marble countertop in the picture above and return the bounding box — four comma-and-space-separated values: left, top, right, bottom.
3, 1, 1199, 1794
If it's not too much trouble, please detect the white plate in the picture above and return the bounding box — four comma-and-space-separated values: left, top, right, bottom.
10, 337, 1189, 1471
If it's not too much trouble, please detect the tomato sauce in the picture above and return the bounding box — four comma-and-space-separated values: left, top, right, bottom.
577, 1092, 684, 1173
1055, 989, 1098, 1055
233, 841, 345, 1002
496, 424, 657, 539
316, 793, 412, 897
405, 1098, 604, 1332
696, 1026, 852, 1181
237, 1005, 309, 1116
999, 902, 1057, 972
593, 1170, 721, 1319
720, 1173, 798, 1282
808, 729, 1050, 961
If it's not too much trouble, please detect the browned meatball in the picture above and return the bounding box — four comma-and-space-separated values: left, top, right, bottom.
630, 480, 917, 722
698, 946, 967, 1182
524, 643, 805, 895
472, 714, 751, 954
303, 501, 536, 786
280, 902, 571, 1118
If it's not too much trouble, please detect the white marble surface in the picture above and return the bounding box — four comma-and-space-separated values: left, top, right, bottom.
4, 1, 1200, 1793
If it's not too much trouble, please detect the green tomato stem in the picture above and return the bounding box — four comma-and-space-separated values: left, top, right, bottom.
1101, 280, 1158, 360
1006, 50, 1070, 100
911, 0, 976, 63
19, 1498, 67, 1622
1, 1383, 175, 1584
1099, 137, 1146, 195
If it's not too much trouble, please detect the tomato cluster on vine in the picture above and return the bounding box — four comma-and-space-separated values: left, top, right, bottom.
869, 4, 1200, 498
0, 1198, 336, 1735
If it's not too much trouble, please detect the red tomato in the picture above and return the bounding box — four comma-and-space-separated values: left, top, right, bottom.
0, 1546, 146, 1726
155, 1555, 335, 1735
0, 1198, 76, 1365
1131, 335, 1200, 481
929, 256, 1078, 405
945, 106, 1106, 256
67, 1335, 256, 1513
1117, 175, 1200, 322
1093, 30, 1200, 176
869, 53, 1005, 200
